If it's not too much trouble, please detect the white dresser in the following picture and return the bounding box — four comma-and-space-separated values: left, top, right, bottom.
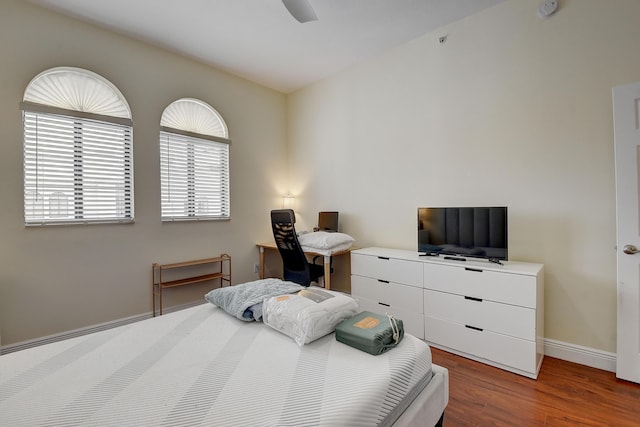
351, 247, 544, 379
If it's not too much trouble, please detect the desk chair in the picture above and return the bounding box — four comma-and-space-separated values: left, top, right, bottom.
270, 209, 326, 287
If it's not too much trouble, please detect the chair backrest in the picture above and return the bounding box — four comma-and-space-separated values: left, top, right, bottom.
318, 211, 339, 232
270, 209, 311, 285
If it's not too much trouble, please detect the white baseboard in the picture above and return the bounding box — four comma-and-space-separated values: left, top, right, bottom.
0, 301, 203, 355
544, 338, 617, 373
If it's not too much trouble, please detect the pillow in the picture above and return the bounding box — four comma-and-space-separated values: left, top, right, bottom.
297, 231, 354, 250
300, 241, 353, 256
262, 288, 359, 345
204, 278, 303, 321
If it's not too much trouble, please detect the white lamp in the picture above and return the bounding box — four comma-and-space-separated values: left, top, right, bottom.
282, 193, 295, 209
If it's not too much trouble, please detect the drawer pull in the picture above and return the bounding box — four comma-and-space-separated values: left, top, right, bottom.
465, 324, 484, 332
378, 302, 390, 307
465, 267, 483, 273
464, 296, 483, 302
378, 279, 390, 284
378, 256, 390, 260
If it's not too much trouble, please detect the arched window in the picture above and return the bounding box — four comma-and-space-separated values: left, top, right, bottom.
22, 67, 133, 225
160, 98, 230, 221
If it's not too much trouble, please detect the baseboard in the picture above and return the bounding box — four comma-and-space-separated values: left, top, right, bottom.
544, 338, 617, 373
0, 301, 204, 355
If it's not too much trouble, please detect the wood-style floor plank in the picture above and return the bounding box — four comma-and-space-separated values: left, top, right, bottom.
430, 348, 640, 426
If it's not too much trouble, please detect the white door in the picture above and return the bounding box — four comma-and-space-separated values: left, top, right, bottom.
614, 82, 640, 384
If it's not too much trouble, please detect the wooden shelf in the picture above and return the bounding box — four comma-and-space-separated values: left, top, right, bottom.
158, 272, 227, 289
152, 254, 231, 316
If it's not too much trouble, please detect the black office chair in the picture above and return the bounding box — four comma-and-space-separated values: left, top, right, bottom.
270, 209, 326, 287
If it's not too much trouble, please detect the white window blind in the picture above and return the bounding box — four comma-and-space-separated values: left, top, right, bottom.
22, 67, 133, 226
160, 98, 230, 221
23, 111, 133, 225
160, 131, 229, 220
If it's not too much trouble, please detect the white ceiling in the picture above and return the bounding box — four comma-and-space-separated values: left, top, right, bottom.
28, 0, 505, 93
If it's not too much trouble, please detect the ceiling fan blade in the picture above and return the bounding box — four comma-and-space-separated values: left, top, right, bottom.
282, 0, 318, 23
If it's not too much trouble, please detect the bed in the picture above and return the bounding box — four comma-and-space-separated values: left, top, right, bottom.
0, 302, 448, 426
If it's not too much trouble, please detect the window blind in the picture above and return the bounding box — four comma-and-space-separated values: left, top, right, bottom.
160, 131, 230, 221
23, 111, 134, 225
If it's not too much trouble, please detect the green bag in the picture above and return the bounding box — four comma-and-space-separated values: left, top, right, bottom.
335, 311, 404, 355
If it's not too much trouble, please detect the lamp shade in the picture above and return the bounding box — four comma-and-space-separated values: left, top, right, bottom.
282, 194, 295, 209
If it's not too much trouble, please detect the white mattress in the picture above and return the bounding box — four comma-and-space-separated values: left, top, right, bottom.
0, 304, 440, 426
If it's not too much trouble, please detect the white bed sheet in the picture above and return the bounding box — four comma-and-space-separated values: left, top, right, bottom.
0, 304, 446, 426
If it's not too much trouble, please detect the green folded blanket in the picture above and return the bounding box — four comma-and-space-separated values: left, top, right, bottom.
335, 311, 404, 355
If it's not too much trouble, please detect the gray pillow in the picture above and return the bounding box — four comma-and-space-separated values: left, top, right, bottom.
204, 278, 303, 321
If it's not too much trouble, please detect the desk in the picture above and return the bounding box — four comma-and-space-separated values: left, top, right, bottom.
256, 242, 353, 290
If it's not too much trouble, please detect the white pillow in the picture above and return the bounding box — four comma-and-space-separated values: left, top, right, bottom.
300, 241, 353, 256
297, 231, 354, 250
262, 288, 359, 346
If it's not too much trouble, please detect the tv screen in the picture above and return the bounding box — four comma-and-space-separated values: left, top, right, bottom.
418, 207, 508, 261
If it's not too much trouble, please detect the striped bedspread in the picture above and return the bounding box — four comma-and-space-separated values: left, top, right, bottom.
0, 304, 433, 426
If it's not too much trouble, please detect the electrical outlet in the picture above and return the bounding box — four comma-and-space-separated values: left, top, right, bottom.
254, 263, 260, 274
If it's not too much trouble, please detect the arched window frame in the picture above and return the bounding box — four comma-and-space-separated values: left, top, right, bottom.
159, 98, 231, 221
21, 67, 134, 226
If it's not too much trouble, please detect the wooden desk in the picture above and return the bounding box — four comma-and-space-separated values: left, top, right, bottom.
256, 242, 353, 290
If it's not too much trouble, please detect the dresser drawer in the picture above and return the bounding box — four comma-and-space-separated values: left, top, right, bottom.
423, 289, 535, 340
352, 275, 423, 314
354, 295, 424, 339
423, 262, 536, 307
351, 253, 423, 288
424, 315, 538, 375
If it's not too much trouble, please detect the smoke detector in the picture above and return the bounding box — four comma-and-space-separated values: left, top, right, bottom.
537, 0, 558, 19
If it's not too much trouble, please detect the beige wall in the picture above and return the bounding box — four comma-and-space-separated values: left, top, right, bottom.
287, 0, 640, 353
0, 0, 287, 345
2, 0, 638, 355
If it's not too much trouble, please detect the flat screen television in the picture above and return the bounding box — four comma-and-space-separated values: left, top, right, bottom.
418, 207, 508, 261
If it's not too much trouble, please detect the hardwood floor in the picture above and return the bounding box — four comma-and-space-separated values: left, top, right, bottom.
430, 348, 640, 427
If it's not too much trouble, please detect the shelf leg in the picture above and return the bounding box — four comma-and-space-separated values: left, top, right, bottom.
152, 265, 156, 317
159, 268, 163, 316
